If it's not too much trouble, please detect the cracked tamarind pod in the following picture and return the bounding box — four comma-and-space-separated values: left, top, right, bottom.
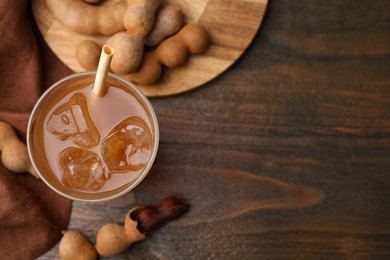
95, 196, 190, 256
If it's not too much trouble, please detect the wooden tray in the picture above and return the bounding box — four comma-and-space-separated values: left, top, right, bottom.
31, 0, 268, 97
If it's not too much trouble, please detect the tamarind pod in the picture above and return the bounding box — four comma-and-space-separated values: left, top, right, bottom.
0, 121, 39, 178
176, 24, 210, 54
145, 5, 184, 47
95, 224, 131, 257
155, 38, 189, 68
123, 0, 160, 36
46, 0, 127, 35
106, 32, 145, 75
123, 52, 162, 85
60, 231, 97, 260
76, 40, 101, 71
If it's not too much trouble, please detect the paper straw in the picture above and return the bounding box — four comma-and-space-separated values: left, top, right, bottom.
93, 45, 114, 97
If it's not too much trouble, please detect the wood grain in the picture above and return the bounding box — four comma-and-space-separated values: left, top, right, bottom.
38, 0, 390, 258
31, 0, 268, 97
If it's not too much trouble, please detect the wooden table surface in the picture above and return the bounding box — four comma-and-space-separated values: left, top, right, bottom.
39, 0, 390, 259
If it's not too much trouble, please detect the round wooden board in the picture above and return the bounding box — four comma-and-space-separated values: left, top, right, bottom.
31, 0, 268, 97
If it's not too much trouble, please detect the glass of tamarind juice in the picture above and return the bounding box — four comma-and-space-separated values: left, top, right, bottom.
27, 70, 159, 202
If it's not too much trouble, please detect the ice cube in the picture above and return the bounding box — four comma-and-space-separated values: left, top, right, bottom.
102, 116, 152, 172
59, 147, 109, 191
46, 93, 100, 148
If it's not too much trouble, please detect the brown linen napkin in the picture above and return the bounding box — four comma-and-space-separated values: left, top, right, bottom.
0, 0, 72, 259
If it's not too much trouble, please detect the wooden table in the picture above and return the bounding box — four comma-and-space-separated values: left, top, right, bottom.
39, 0, 390, 258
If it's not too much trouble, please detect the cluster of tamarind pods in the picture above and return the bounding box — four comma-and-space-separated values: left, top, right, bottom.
60, 195, 190, 259
46, 0, 210, 85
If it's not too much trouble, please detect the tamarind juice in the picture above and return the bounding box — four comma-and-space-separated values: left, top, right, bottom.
27, 72, 159, 201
